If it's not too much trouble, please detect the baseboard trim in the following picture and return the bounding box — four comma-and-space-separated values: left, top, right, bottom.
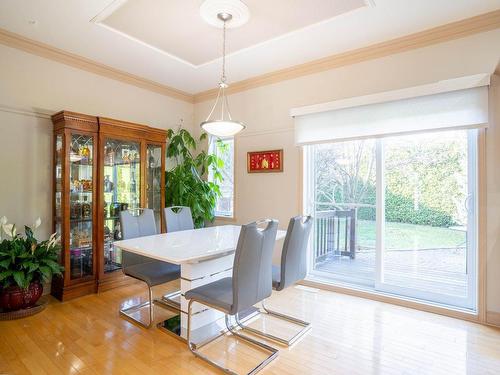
486, 311, 500, 327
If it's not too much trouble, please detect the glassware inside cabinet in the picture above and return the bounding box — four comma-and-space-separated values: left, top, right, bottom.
69, 221, 93, 279
146, 144, 162, 233
68, 134, 94, 279
103, 138, 141, 273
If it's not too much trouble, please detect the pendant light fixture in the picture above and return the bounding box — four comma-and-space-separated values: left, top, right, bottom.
200, 11, 245, 137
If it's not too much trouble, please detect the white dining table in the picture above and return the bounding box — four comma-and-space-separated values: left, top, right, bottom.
113, 224, 286, 343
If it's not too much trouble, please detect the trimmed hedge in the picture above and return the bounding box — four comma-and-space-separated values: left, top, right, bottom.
384, 191, 454, 227
324, 183, 455, 227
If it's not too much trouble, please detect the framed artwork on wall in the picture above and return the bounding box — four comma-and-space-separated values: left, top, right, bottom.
247, 149, 283, 173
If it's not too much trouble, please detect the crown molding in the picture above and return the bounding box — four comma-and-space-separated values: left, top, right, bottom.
194, 9, 500, 103
237, 126, 294, 138
0, 103, 52, 119
0, 10, 499, 105
0, 28, 194, 103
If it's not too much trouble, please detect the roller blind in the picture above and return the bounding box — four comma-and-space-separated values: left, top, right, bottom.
292, 74, 489, 145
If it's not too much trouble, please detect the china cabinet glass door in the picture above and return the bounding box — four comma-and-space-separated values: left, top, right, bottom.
146, 144, 162, 233
68, 133, 94, 280
103, 138, 141, 273
54, 133, 63, 264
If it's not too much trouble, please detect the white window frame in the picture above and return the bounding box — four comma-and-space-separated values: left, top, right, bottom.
208, 136, 235, 219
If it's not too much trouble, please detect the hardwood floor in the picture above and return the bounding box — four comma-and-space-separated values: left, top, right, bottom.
1, 281, 500, 375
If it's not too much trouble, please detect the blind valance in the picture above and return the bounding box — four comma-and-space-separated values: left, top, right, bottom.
292, 74, 489, 145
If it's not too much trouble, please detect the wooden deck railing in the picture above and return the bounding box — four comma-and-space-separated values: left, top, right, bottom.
314, 209, 357, 262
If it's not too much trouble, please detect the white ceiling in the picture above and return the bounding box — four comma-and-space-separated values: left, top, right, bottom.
101, 0, 368, 66
0, 0, 499, 94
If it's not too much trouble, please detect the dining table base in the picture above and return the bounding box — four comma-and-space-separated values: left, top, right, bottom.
157, 307, 260, 348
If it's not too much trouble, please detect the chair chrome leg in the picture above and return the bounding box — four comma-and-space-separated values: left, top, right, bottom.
234, 314, 288, 346
187, 300, 238, 375
119, 282, 154, 328
186, 299, 279, 375
235, 299, 311, 346
225, 315, 279, 375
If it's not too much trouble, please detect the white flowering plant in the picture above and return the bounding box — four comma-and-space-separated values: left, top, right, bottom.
0, 217, 63, 289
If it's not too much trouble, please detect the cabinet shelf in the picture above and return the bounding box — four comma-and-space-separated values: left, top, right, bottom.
70, 218, 93, 223
70, 161, 93, 166
104, 161, 140, 167
70, 244, 92, 249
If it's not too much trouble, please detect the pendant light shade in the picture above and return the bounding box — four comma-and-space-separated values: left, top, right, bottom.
200, 10, 245, 137
200, 81, 245, 137
201, 119, 245, 137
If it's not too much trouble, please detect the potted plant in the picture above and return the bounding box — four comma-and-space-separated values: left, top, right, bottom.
0, 217, 63, 311
165, 127, 227, 228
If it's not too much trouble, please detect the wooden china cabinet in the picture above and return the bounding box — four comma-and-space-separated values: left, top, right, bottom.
51, 111, 166, 301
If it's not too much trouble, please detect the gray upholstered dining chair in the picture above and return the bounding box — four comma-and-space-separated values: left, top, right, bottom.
160, 205, 194, 307
119, 209, 181, 328
185, 220, 279, 375
235, 215, 313, 346
164, 206, 194, 232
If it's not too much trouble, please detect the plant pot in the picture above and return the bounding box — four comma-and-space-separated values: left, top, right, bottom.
0, 280, 43, 311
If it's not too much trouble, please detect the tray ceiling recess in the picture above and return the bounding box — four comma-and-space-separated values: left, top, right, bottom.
93, 0, 371, 67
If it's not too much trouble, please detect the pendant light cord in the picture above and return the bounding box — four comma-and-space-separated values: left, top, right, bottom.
221, 19, 227, 84
200, 11, 245, 135
220, 19, 227, 120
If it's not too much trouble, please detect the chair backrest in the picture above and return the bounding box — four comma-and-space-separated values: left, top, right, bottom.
231, 220, 278, 314
164, 206, 194, 232
278, 216, 313, 291
119, 209, 157, 269
120, 209, 157, 239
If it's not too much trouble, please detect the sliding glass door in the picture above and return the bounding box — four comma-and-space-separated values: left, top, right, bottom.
306, 140, 377, 287
305, 129, 477, 311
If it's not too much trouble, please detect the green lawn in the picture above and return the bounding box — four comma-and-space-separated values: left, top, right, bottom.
356, 220, 466, 250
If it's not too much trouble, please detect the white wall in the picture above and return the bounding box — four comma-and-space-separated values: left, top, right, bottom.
194, 29, 500, 313
487, 74, 500, 314
0, 44, 194, 239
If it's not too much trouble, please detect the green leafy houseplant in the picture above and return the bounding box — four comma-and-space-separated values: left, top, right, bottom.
0, 217, 64, 310
165, 127, 227, 228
